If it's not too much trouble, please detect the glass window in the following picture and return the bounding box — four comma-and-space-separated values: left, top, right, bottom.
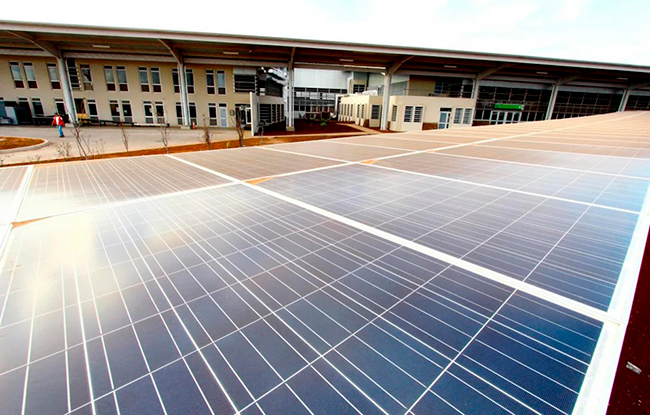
186, 69, 194, 94
87, 99, 98, 119
139, 67, 150, 92
391, 105, 398, 122
454, 108, 463, 124
104, 66, 116, 91
206, 70, 215, 94
189, 102, 197, 124
404, 106, 413, 122
23, 63, 37, 88
175, 102, 183, 124
151, 68, 161, 92
371, 105, 380, 120
121, 101, 133, 122
413, 106, 423, 123
47, 64, 61, 89
463, 108, 473, 125
155, 101, 165, 123
116, 66, 128, 91
9, 62, 24, 88
31, 98, 44, 116
109, 100, 120, 122
208, 103, 218, 126
172, 69, 180, 93
217, 70, 226, 94
234, 74, 256, 93
80, 64, 93, 90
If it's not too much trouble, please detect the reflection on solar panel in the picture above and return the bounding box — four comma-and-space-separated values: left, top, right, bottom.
0, 112, 648, 414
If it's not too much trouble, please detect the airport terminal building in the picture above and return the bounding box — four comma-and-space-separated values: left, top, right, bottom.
0, 21, 649, 133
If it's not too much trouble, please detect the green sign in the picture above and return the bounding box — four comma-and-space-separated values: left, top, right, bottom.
494, 103, 524, 110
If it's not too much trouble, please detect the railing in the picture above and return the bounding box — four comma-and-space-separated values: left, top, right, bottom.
377, 87, 471, 98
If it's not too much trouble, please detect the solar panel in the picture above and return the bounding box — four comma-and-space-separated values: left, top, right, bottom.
18, 156, 228, 221
174, 147, 343, 180
0, 111, 648, 415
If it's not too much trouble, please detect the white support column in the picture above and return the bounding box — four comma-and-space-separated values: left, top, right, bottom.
380, 73, 392, 131
618, 89, 631, 112
286, 67, 295, 131
178, 62, 190, 126
469, 76, 481, 125
545, 83, 559, 120
56, 57, 77, 124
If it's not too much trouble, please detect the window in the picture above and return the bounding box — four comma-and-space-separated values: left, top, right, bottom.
155, 102, 165, 123
189, 102, 197, 124
172, 69, 180, 93
80, 64, 93, 90
463, 108, 473, 125
234, 74, 256, 93
206, 70, 215, 94
23, 63, 37, 88
104, 66, 116, 91
54, 98, 66, 116
9, 62, 24, 88
371, 105, 380, 120
47, 64, 60, 89
143, 101, 154, 123
121, 100, 133, 122
109, 100, 120, 122
151, 68, 162, 93
413, 106, 423, 123
31, 98, 44, 116
403, 106, 423, 123
139, 67, 150, 92
87, 99, 99, 120
404, 106, 413, 122
186, 69, 194, 94
67, 59, 81, 90
454, 108, 463, 124
208, 103, 218, 125
217, 70, 226, 94
391, 105, 398, 122
116, 66, 128, 91
360, 105, 365, 119
175, 102, 183, 124
353, 84, 365, 93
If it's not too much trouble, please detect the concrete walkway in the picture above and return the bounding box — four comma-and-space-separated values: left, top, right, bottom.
0, 125, 254, 165
0, 125, 372, 165
346, 124, 382, 134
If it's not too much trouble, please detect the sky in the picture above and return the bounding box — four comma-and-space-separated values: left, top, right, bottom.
3, 0, 649, 66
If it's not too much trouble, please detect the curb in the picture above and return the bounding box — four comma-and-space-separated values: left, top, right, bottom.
0, 139, 50, 154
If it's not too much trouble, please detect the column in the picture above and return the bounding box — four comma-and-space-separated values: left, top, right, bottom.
380, 73, 392, 131
470, 76, 481, 125
618, 89, 630, 112
545, 83, 559, 120
286, 67, 295, 131
178, 62, 190, 126
56, 57, 77, 124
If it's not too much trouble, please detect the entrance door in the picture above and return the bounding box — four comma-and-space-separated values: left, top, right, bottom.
439, 109, 451, 129
218, 103, 228, 127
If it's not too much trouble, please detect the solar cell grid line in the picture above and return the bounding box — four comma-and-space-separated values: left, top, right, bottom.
372, 153, 649, 213
263, 141, 413, 163
332, 137, 454, 152
0, 166, 30, 224
487, 139, 650, 159
17, 156, 228, 221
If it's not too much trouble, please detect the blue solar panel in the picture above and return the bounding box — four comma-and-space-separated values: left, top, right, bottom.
0, 113, 648, 414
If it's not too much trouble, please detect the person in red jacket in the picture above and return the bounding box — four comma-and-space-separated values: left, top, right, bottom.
52, 113, 65, 138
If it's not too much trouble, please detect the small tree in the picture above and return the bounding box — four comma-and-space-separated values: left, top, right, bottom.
120, 123, 130, 153
158, 121, 171, 154
234, 108, 245, 148
200, 115, 212, 150
70, 122, 91, 160
54, 142, 73, 161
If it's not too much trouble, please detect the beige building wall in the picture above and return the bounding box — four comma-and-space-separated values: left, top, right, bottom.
0, 55, 256, 127
387, 96, 475, 132
338, 94, 383, 128
407, 76, 437, 94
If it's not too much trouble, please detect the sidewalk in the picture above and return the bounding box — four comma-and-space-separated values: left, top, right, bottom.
0, 125, 253, 165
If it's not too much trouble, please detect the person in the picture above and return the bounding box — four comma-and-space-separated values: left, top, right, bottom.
52, 113, 65, 138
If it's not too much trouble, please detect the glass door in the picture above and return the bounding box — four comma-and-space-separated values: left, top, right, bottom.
439, 110, 451, 129
219, 103, 228, 127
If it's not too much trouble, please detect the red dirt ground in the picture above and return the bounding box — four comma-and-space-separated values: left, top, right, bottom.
262, 119, 360, 135
0, 137, 45, 150
608, 232, 650, 414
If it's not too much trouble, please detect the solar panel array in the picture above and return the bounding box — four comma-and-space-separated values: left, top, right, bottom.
1, 111, 649, 415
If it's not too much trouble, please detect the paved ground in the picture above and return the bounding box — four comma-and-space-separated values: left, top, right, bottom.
0, 125, 254, 165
